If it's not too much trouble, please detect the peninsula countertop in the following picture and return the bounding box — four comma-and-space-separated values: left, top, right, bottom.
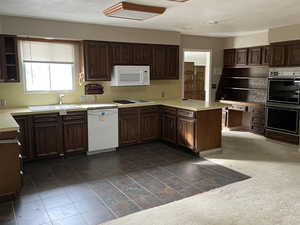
0, 99, 228, 133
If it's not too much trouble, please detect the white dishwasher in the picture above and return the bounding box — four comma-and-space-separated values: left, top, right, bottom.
88, 108, 118, 154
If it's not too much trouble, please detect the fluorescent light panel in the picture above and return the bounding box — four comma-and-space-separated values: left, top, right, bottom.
103, 2, 166, 21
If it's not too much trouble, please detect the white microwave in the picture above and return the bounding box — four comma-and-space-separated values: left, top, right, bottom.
111, 65, 150, 86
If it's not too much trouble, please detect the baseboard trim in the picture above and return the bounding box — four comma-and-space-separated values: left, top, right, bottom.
199, 148, 222, 157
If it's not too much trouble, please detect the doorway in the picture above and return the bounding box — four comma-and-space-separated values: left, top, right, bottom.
183, 50, 211, 101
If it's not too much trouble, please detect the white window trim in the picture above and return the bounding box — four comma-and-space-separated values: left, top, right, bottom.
19, 41, 76, 94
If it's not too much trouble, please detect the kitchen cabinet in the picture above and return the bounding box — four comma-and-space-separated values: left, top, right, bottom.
132, 44, 152, 65
140, 106, 160, 142
165, 46, 179, 79
248, 47, 262, 65
161, 106, 177, 144
270, 45, 285, 66
110, 43, 132, 65
83, 41, 111, 81
262, 46, 270, 65
177, 110, 195, 150
224, 49, 236, 66
152, 45, 166, 79
33, 113, 63, 158
13, 115, 33, 160
235, 48, 248, 66
0, 35, 19, 82
62, 111, 88, 154
286, 43, 300, 66
119, 108, 140, 146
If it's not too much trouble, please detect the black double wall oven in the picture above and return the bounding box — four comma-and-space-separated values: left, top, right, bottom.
266, 74, 300, 136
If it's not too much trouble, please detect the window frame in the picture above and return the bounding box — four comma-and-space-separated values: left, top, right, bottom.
19, 40, 76, 94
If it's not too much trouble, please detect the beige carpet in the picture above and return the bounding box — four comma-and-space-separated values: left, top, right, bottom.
101, 131, 300, 225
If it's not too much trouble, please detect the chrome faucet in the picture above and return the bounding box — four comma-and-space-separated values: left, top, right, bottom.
59, 94, 65, 105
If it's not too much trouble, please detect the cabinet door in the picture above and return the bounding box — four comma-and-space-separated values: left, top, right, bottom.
286, 44, 300, 66
63, 120, 87, 154
177, 116, 195, 150
132, 44, 152, 65
262, 46, 270, 65
14, 115, 33, 160
84, 41, 111, 81
0, 37, 5, 82
270, 45, 285, 66
248, 47, 262, 65
152, 45, 166, 79
224, 49, 236, 66
119, 109, 140, 146
33, 114, 62, 158
140, 109, 160, 142
110, 43, 132, 65
161, 113, 177, 144
165, 46, 179, 79
235, 48, 248, 66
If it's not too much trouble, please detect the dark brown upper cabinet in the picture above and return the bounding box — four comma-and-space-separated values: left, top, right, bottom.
286, 43, 300, 66
0, 35, 19, 82
235, 48, 248, 66
132, 44, 152, 65
165, 46, 179, 79
224, 49, 236, 66
84, 41, 111, 81
152, 45, 179, 80
270, 45, 285, 67
248, 47, 262, 66
262, 46, 270, 65
110, 43, 132, 65
152, 45, 166, 79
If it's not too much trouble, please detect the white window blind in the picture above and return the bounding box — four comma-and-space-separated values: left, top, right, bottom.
20, 40, 75, 92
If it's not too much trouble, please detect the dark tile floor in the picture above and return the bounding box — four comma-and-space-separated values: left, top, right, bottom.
0, 142, 250, 225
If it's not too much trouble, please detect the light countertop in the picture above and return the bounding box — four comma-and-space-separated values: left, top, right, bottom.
0, 99, 228, 133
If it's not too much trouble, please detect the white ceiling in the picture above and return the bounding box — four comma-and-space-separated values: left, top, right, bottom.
1, 0, 300, 37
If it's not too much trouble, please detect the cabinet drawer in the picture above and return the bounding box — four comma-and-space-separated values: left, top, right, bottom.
119, 108, 139, 116
33, 113, 59, 123
62, 111, 86, 121
228, 105, 248, 112
177, 109, 195, 118
161, 106, 177, 115
140, 106, 159, 114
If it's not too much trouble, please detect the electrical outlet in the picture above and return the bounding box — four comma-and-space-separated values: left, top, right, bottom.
0, 99, 7, 107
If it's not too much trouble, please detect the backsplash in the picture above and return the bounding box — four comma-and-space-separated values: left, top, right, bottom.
0, 80, 182, 107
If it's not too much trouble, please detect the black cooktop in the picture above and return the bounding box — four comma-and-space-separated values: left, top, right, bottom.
113, 100, 135, 104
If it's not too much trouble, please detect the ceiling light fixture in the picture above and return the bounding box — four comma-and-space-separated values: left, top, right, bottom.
103, 2, 166, 21
168, 0, 190, 2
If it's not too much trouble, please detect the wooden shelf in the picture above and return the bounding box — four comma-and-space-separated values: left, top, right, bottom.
225, 87, 266, 91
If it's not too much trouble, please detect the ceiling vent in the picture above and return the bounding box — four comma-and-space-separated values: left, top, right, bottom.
103, 2, 166, 21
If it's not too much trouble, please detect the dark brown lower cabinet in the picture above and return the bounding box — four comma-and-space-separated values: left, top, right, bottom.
33, 114, 63, 158
140, 107, 160, 142
14, 111, 88, 160
177, 113, 195, 150
119, 108, 140, 146
62, 112, 88, 154
161, 107, 177, 144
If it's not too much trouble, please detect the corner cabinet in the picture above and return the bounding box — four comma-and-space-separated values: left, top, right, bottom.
83, 41, 111, 81
161, 106, 177, 144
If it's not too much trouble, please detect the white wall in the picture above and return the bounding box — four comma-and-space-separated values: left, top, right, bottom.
224, 31, 269, 49
184, 51, 208, 66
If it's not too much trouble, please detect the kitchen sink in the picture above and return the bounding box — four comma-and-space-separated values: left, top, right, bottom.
29, 104, 82, 112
